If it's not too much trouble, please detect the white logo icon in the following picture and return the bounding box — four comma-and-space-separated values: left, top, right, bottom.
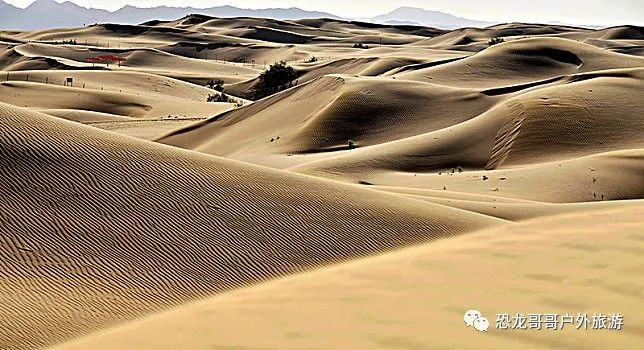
464, 310, 482, 327
464, 309, 489, 332
474, 316, 490, 332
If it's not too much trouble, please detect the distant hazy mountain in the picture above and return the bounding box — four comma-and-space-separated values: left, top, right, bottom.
0, 0, 22, 27
0, 0, 341, 30
110, 4, 341, 25
13, 0, 111, 29
373, 6, 494, 29
382, 20, 423, 26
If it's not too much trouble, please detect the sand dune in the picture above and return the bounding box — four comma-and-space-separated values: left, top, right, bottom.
3, 42, 261, 84
0, 68, 238, 131
0, 81, 232, 118
0, 103, 499, 350
36, 109, 134, 123
1, 15, 643, 350
162, 67, 644, 172
50, 206, 644, 350
376, 188, 644, 221
161, 75, 503, 167
223, 55, 453, 96
276, 69, 640, 174
295, 149, 644, 205
0, 69, 217, 100
14, 23, 254, 48
157, 41, 308, 66
397, 37, 644, 87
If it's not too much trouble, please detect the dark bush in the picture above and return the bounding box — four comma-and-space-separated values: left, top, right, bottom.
353, 43, 369, 49
52, 39, 78, 45
207, 79, 225, 92
207, 92, 242, 107
488, 37, 505, 46
250, 61, 298, 100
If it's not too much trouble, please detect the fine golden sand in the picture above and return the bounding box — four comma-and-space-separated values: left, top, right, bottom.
1, 15, 643, 350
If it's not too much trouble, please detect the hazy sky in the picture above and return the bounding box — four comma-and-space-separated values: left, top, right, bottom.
5, 0, 644, 25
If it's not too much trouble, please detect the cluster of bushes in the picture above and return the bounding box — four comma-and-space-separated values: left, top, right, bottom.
206, 79, 224, 92
205, 78, 242, 106
52, 39, 78, 45
248, 61, 298, 100
488, 37, 505, 46
207, 92, 242, 107
353, 43, 369, 49
305, 56, 318, 63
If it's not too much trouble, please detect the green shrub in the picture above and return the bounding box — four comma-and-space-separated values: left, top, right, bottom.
250, 61, 298, 100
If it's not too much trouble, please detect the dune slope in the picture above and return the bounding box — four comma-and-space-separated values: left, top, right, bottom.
0, 103, 500, 350
159, 75, 502, 168
291, 68, 644, 178
50, 206, 644, 350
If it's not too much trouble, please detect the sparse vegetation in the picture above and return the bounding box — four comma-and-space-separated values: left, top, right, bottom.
206, 78, 243, 106
250, 61, 298, 100
207, 92, 242, 107
353, 43, 369, 49
305, 56, 318, 63
488, 37, 505, 46
50, 39, 78, 45
207, 79, 225, 92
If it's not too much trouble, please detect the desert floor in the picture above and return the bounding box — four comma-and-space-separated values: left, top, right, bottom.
1, 16, 643, 350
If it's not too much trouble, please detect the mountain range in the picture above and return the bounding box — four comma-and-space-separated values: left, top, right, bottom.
0, 0, 341, 29
373, 6, 493, 28
0, 0, 495, 30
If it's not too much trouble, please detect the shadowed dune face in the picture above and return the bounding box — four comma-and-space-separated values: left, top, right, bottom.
160, 75, 502, 167
0, 15, 643, 350
162, 68, 644, 174
0, 103, 499, 350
